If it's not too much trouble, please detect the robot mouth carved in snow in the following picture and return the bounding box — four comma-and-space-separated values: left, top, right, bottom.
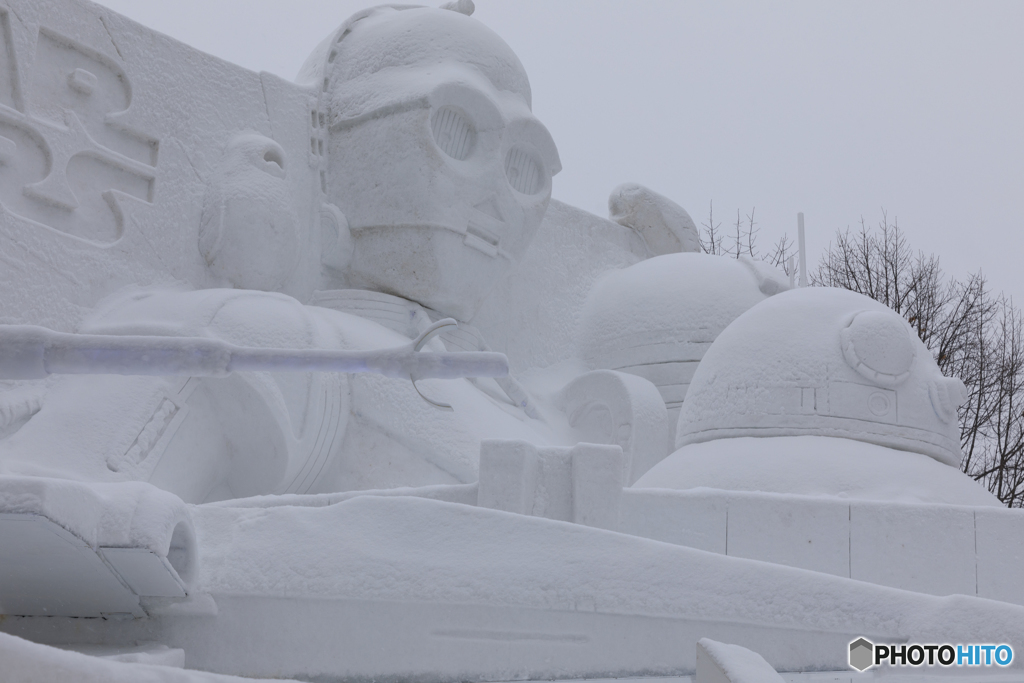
0, 319, 507, 410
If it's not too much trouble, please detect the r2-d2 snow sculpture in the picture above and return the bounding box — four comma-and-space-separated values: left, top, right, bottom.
578, 253, 790, 444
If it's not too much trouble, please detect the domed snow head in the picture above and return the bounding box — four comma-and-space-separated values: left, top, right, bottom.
302, 4, 561, 320
675, 287, 968, 466
199, 133, 300, 291
577, 253, 789, 441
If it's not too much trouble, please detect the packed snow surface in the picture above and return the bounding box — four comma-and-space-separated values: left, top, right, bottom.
0, 632, 300, 683
636, 435, 1001, 506
193, 495, 1024, 649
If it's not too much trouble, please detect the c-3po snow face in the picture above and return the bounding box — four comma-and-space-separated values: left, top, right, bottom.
321, 6, 561, 321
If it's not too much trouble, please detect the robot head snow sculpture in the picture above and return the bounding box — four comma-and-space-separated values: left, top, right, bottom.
301, 4, 561, 320
577, 253, 790, 440
674, 287, 968, 466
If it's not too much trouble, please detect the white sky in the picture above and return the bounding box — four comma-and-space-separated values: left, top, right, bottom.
93, 0, 1024, 298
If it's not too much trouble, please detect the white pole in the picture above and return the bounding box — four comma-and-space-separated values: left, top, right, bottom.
797, 212, 807, 287
0, 323, 509, 381
787, 255, 796, 288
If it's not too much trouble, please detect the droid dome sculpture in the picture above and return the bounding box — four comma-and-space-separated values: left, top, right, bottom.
636, 287, 1000, 507
578, 252, 788, 443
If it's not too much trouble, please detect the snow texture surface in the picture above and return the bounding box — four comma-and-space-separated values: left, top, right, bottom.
0, 632, 300, 683
637, 435, 1000, 506
191, 494, 1024, 652
698, 638, 785, 683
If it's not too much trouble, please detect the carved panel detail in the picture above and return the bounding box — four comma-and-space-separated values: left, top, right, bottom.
0, 19, 158, 243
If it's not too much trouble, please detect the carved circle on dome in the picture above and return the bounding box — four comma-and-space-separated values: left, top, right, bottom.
840, 310, 915, 387
867, 391, 891, 417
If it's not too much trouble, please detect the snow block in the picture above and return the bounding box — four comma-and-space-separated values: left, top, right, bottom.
571, 443, 624, 530
976, 507, 1024, 605
619, 489, 727, 554
478, 440, 624, 529
478, 440, 540, 515
621, 488, 1024, 603
850, 501, 975, 595
696, 638, 784, 683
726, 494, 849, 578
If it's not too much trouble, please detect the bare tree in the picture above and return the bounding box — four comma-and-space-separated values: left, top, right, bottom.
700, 201, 724, 256
700, 201, 795, 275
813, 213, 1024, 506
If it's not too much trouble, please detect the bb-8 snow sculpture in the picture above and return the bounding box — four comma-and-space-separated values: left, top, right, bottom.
675, 287, 966, 462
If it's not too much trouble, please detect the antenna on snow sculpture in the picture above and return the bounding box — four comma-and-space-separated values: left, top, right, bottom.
798, 212, 808, 287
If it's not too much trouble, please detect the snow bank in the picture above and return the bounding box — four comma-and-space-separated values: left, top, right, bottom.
194, 495, 1024, 650
0, 632, 299, 683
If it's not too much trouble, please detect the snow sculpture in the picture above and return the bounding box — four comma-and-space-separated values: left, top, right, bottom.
558, 369, 669, 484
478, 440, 624, 530
578, 253, 789, 445
677, 287, 964, 461
4, 0, 1024, 679
636, 287, 1000, 506
304, 3, 561, 320
198, 134, 300, 292
0, 2, 570, 502
608, 183, 701, 256
0, 20, 157, 244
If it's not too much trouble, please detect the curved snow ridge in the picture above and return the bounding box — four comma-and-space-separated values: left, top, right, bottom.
203, 482, 478, 509
0, 475, 192, 557
192, 494, 1024, 651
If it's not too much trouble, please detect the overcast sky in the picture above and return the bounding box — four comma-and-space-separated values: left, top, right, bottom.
93, 0, 1024, 298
